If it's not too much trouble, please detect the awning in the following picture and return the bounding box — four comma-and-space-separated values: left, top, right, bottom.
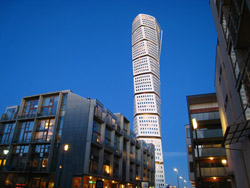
222, 120, 250, 145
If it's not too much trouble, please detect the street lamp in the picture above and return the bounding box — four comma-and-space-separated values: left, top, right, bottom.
184, 180, 187, 188
221, 159, 227, 165
179, 176, 183, 188
3, 149, 9, 155
192, 118, 203, 188
58, 144, 69, 187
174, 168, 179, 188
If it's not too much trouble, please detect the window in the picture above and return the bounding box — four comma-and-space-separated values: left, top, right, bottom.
56, 117, 64, 142
11, 145, 29, 170
89, 147, 99, 174
35, 119, 55, 142
17, 121, 34, 143
30, 144, 50, 172
5, 108, 17, 120
41, 95, 58, 116
189, 162, 194, 172
22, 98, 39, 117
92, 121, 101, 144
188, 145, 192, 155
105, 129, 111, 146
186, 128, 191, 138
0, 123, 15, 144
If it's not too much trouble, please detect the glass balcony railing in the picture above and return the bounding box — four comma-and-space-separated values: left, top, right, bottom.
193, 129, 223, 139
38, 108, 56, 116
1, 113, 17, 121
191, 111, 220, 121
18, 112, 36, 119
194, 147, 226, 158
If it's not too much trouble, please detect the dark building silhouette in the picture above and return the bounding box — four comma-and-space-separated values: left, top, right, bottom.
210, 0, 250, 187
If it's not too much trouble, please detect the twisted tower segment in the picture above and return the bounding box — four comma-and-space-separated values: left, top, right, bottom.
132, 14, 165, 188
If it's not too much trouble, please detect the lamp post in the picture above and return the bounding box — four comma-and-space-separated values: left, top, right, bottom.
174, 168, 179, 188
58, 144, 69, 188
179, 176, 183, 188
192, 118, 203, 188
183, 180, 187, 188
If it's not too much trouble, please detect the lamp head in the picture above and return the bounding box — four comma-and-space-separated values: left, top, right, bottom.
64, 144, 69, 151
221, 159, 227, 164
3, 149, 9, 155
192, 118, 198, 129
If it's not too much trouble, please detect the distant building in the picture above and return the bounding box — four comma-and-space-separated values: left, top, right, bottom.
0, 90, 155, 188
186, 93, 230, 188
210, 0, 250, 187
132, 13, 165, 188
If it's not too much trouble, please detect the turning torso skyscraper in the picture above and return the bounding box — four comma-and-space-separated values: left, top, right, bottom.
132, 14, 165, 187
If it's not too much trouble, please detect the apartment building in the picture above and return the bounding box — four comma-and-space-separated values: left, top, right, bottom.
210, 0, 250, 187
186, 93, 230, 188
0, 90, 155, 188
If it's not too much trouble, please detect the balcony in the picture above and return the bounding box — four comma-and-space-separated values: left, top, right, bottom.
33, 137, 52, 143
136, 140, 140, 148
94, 105, 104, 122
197, 167, 227, 177
147, 162, 151, 169
0, 113, 17, 121
18, 112, 36, 119
37, 109, 56, 117
104, 139, 113, 152
136, 157, 140, 165
130, 130, 136, 145
228, 0, 250, 48
122, 129, 130, 140
193, 129, 223, 139
113, 170, 121, 179
103, 164, 111, 177
114, 148, 122, 157
130, 153, 135, 163
191, 111, 220, 121
195, 147, 226, 158
92, 132, 103, 148
115, 125, 122, 135
130, 176, 136, 183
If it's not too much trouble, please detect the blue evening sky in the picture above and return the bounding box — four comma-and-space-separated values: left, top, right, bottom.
0, 0, 217, 187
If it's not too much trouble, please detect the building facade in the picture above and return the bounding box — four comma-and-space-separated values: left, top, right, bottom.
132, 14, 165, 188
186, 93, 230, 188
0, 90, 155, 188
210, 0, 250, 187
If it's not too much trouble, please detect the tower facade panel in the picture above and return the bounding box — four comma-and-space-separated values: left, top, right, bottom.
132, 14, 165, 188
